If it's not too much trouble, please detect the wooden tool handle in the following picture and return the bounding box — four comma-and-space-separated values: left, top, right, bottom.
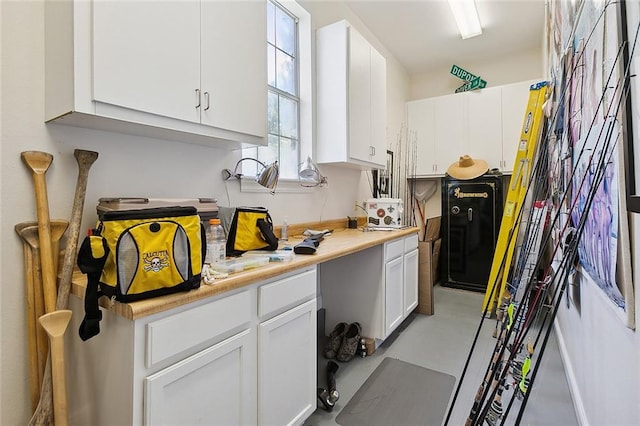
56, 149, 98, 310
15, 224, 40, 411
39, 310, 72, 426
29, 149, 99, 425
21, 151, 57, 314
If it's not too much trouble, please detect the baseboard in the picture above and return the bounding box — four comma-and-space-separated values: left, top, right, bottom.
554, 321, 589, 425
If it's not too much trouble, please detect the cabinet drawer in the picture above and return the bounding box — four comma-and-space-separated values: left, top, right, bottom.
259, 268, 316, 319
404, 234, 419, 252
146, 290, 251, 368
385, 238, 404, 261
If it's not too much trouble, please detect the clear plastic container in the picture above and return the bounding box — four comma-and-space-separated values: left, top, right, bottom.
211, 257, 269, 273
205, 218, 226, 264
242, 250, 294, 262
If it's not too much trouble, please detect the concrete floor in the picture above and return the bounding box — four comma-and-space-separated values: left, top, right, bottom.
305, 284, 578, 426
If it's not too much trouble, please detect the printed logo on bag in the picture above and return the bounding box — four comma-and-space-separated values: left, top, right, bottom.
144, 251, 170, 272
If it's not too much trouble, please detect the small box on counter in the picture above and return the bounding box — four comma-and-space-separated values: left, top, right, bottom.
365, 198, 404, 228
97, 197, 218, 223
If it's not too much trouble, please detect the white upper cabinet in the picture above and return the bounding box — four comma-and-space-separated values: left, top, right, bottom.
466, 86, 503, 170
501, 80, 538, 170
434, 93, 468, 174
45, 0, 267, 149
316, 20, 387, 169
407, 98, 436, 175
407, 93, 469, 175
407, 79, 541, 176
200, 1, 266, 137
92, 1, 201, 124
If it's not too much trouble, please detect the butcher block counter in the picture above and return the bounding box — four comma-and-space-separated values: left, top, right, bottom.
70, 225, 419, 320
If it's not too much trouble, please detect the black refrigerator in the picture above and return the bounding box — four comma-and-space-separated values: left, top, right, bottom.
441, 173, 503, 292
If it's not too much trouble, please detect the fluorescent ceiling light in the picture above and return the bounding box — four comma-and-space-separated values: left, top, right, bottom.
448, 0, 483, 39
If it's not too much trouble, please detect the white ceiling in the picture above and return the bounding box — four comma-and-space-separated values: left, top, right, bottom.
340, 0, 547, 75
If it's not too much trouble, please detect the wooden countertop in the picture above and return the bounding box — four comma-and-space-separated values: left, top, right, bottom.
71, 226, 419, 320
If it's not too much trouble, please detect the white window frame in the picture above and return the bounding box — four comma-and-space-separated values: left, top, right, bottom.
242, 0, 313, 193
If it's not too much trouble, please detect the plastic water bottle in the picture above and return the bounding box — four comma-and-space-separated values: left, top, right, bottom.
205, 218, 226, 264
280, 217, 289, 241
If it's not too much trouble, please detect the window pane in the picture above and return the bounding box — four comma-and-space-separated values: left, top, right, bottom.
279, 137, 298, 179
279, 95, 298, 139
268, 91, 278, 134
241, 147, 259, 176
258, 135, 279, 167
267, 1, 275, 45
267, 44, 276, 87
275, 7, 295, 56
276, 50, 295, 95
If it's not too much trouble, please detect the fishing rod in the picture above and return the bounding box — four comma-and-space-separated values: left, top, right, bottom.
512, 74, 629, 420
471, 27, 631, 424
446, 88, 552, 425
509, 22, 633, 352
447, 3, 623, 420
479, 79, 627, 426
486, 52, 631, 424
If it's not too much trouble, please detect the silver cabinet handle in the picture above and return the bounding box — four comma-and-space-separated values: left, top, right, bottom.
195, 89, 201, 109
204, 92, 210, 111
468, 208, 473, 222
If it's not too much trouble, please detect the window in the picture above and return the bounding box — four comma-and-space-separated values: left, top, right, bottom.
243, 0, 301, 181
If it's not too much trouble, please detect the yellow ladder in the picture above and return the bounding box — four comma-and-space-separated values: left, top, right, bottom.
482, 81, 548, 314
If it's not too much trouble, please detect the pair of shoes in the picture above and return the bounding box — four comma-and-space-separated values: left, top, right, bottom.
324, 322, 347, 359
336, 322, 361, 362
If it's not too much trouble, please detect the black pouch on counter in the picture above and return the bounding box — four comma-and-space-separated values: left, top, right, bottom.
226, 207, 279, 256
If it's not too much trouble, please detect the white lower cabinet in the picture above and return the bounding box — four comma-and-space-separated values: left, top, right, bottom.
403, 242, 419, 317
320, 233, 419, 343
67, 266, 317, 425
145, 328, 256, 425
384, 234, 419, 337
384, 255, 404, 334
258, 299, 317, 426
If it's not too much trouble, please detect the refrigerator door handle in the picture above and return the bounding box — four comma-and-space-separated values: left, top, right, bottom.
468, 208, 473, 222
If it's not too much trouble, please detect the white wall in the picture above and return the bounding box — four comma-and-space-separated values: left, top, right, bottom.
410, 46, 543, 100
549, 1, 640, 423
301, 0, 411, 200
0, 1, 410, 423
555, 244, 640, 424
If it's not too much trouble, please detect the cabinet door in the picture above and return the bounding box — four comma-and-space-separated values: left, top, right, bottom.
369, 45, 387, 166
258, 299, 316, 426
466, 88, 503, 170
434, 94, 468, 174
144, 328, 256, 426
404, 248, 419, 316
348, 27, 373, 163
92, 0, 201, 123
385, 256, 404, 336
201, 1, 266, 137
407, 98, 436, 175
501, 81, 536, 172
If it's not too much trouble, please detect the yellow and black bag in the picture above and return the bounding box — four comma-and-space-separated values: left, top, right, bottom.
226, 207, 279, 256
77, 206, 205, 340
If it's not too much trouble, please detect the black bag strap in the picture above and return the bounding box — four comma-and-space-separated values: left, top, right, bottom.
77, 234, 109, 341
257, 213, 279, 250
